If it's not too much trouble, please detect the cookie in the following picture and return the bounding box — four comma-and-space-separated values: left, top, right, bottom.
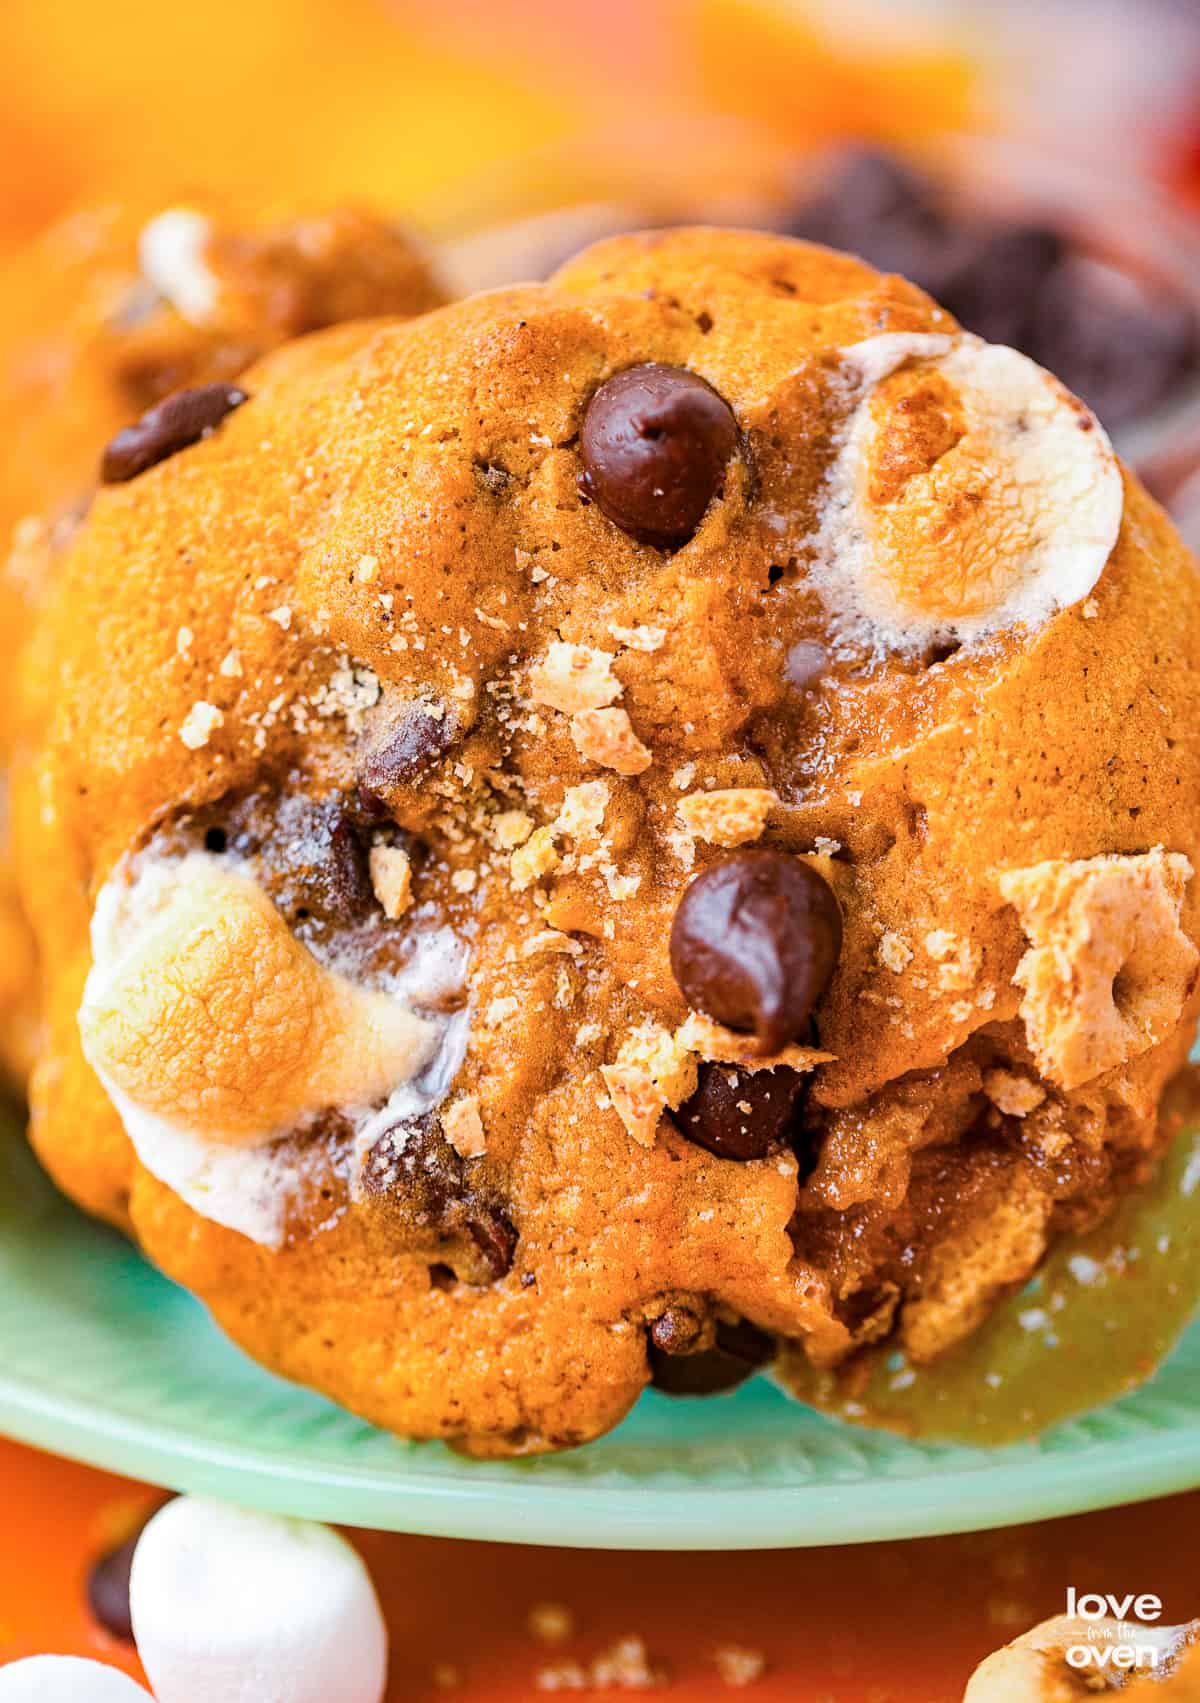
15, 229, 1200, 1455
0, 198, 445, 1082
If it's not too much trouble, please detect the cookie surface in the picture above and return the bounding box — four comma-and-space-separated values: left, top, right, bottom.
0, 199, 445, 1083
15, 229, 1200, 1454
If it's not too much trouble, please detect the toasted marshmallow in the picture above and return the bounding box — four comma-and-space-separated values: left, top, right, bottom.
138, 209, 219, 325
130, 1497, 387, 1703
79, 852, 467, 1244
812, 332, 1123, 650
965, 1614, 1200, 1700
0, 1658, 150, 1701
81, 854, 435, 1143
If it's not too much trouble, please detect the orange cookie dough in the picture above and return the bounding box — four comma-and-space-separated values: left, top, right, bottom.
0, 198, 445, 1083
13, 230, 1200, 1455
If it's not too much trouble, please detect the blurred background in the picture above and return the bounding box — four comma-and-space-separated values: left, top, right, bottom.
3, 0, 1200, 247
5, 0, 1200, 512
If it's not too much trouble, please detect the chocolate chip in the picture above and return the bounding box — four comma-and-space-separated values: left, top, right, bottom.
579, 363, 737, 547
468, 1209, 518, 1281
86, 1535, 138, 1640
675, 1060, 807, 1160
358, 700, 458, 805
270, 794, 374, 929
361, 1115, 517, 1282
670, 850, 842, 1051
1029, 255, 1199, 428
86, 1500, 172, 1640
935, 222, 1066, 351
649, 1304, 707, 1355
649, 1317, 774, 1397
787, 147, 957, 299
100, 382, 248, 483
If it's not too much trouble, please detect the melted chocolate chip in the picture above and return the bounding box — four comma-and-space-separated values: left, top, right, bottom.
358, 700, 459, 805
100, 382, 248, 483
269, 793, 375, 929
649, 1305, 707, 1356
361, 1115, 516, 1281
579, 363, 737, 547
649, 1317, 774, 1397
675, 1060, 807, 1161
670, 850, 842, 1051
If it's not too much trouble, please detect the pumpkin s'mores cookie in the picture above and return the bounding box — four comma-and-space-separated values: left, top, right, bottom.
0, 200, 445, 1083
14, 229, 1200, 1454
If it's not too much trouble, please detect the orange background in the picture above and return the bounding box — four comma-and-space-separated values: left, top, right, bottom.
0, 0, 973, 254
1, 3, 1198, 1697
1, 1437, 1197, 1699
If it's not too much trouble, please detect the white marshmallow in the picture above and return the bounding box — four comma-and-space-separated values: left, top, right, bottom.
0, 1657, 151, 1701
139, 209, 218, 325
811, 331, 1124, 652
130, 1497, 387, 1703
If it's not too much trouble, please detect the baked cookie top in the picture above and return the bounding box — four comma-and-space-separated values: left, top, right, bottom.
16, 229, 1200, 1453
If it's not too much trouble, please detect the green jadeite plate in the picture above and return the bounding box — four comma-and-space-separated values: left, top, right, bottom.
2, 1104, 1199, 1550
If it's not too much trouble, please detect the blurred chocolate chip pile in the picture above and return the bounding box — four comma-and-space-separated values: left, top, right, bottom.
785, 147, 1199, 431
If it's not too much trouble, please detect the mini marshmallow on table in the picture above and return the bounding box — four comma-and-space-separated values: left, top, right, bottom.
0, 1657, 151, 1700
130, 1496, 388, 1703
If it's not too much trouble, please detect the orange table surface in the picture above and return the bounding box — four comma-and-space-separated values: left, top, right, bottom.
0, 1437, 1198, 1699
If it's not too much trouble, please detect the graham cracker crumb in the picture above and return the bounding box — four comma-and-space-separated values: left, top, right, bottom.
675, 1011, 832, 1073
179, 701, 223, 750
555, 781, 610, 841
530, 642, 621, 714
677, 788, 775, 848
999, 847, 1198, 1089
714, 1645, 767, 1688
609, 622, 666, 652
511, 826, 560, 891
442, 1094, 486, 1159
529, 1602, 575, 1645
493, 809, 534, 849
602, 1023, 699, 1147
879, 931, 913, 973
368, 844, 412, 920
983, 1068, 1046, 1118
571, 708, 652, 776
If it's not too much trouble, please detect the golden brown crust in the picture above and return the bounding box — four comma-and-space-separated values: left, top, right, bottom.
14, 228, 1200, 1453
0, 198, 445, 1084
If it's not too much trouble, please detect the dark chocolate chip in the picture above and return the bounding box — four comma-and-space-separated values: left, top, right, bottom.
670, 850, 842, 1051
649, 1317, 774, 1397
86, 1499, 173, 1640
1029, 255, 1199, 428
579, 363, 737, 547
675, 1060, 807, 1161
100, 382, 248, 483
269, 794, 375, 929
649, 1305, 707, 1355
935, 222, 1066, 351
86, 1534, 138, 1641
358, 700, 459, 804
467, 1209, 518, 1281
361, 1115, 517, 1282
787, 147, 959, 299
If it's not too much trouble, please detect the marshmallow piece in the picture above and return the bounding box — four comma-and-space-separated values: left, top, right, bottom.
139, 208, 218, 325
0, 1658, 151, 1701
814, 332, 1123, 650
965, 1615, 1200, 1701
130, 1497, 387, 1703
80, 854, 435, 1143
